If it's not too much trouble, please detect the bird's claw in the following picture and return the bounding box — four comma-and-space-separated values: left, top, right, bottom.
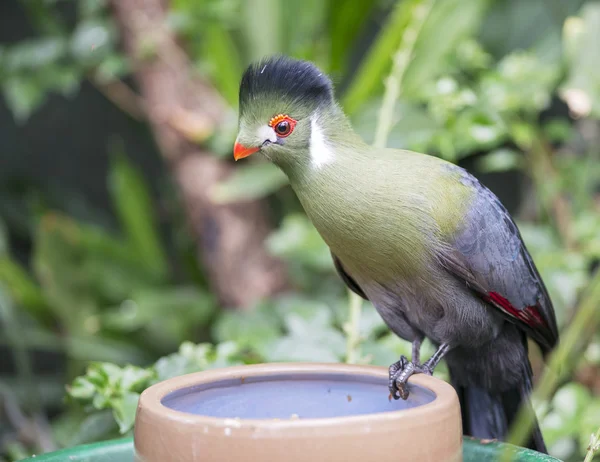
388, 356, 432, 400
388, 355, 408, 399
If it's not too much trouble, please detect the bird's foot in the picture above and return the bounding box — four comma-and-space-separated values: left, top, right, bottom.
388, 355, 409, 398
388, 356, 432, 400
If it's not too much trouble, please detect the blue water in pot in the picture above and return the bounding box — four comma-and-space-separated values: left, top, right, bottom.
161, 372, 436, 420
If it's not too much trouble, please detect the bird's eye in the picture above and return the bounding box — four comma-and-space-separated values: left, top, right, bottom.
268, 114, 296, 138
275, 120, 291, 136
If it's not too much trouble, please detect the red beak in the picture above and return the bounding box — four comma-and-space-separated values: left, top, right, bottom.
233, 142, 259, 161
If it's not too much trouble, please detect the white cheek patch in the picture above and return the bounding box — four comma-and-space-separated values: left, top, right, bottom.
257, 125, 277, 143
310, 117, 334, 169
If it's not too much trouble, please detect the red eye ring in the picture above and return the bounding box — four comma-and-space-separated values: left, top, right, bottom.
268, 114, 297, 138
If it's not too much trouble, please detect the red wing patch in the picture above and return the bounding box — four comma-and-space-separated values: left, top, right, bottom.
485, 291, 548, 329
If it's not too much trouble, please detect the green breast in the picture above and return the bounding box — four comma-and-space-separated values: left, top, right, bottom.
289, 148, 473, 284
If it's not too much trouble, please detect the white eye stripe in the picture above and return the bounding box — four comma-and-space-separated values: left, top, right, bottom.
257, 125, 277, 143
309, 117, 334, 169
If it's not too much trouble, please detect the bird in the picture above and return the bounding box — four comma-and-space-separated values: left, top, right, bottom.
233, 55, 558, 453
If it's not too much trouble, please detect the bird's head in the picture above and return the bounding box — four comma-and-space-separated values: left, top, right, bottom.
233, 55, 338, 170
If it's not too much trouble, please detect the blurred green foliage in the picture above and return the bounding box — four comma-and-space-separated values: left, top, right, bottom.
1, 0, 600, 461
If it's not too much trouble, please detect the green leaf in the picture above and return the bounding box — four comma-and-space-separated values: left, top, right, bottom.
47, 65, 81, 97
361, 339, 402, 367
265, 311, 346, 363
201, 23, 243, 106
89, 362, 123, 389
281, 0, 327, 61
475, 148, 523, 173
376, 332, 413, 359
358, 304, 388, 339
94, 53, 129, 83
33, 214, 108, 332
80, 253, 158, 302
343, 0, 488, 114
402, 0, 489, 97
154, 343, 212, 380
0, 376, 65, 409
327, 0, 377, 74
547, 438, 577, 461
212, 305, 282, 356
272, 295, 333, 325
560, 3, 600, 119
120, 365, 155, 391
543, 118, 573, 143
266, 214, 333, 271
102, 287, 215, 351
540, 382, 590, 453
552, 382, 590, 421
3, 37, 67, 71
108, 152, 168, 280
70, 19, 115, 63
66, 411, 118, 446
79, 0, 109, 17
2, 77, 46, 122
103, 286, 214, 331
68, 361, 154, 430
154, 341, 242, 380
0, 324, 150, 364
329, 298, 386, 341
542, 404, 583, 461
69, 377, 97, 400
65, 334, 152, 365
3, 441, 30, 461
241, 0, 282, 62
352, 99, 438, 149
0, 257, 47, 317
211, 162, 288, 204
342, 0, 418, 114
209, 341, 245, 369
112, 391, 140, 433
481, 51, 560, 115
480, 0, 585, 60
578, 399, 600, 454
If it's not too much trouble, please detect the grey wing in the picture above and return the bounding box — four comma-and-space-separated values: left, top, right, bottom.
331, 252, 368, 299
439, 168, 558, 354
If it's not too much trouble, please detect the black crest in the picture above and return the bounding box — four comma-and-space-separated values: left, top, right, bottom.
239, 55, 333, 112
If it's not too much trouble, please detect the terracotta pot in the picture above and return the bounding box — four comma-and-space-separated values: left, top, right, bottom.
134, 362, 462, 462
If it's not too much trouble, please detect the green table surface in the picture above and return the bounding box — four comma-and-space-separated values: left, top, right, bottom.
19, 436, 562, 461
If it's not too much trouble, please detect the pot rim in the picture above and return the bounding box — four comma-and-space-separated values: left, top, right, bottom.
137, 362, 458, 430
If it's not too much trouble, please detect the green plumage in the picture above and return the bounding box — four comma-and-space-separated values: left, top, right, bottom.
289, 141, 472, 285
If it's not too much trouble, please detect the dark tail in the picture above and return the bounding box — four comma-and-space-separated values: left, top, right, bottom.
452, 361, 547, 454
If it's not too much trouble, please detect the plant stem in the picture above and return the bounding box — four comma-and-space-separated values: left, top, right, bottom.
0, 288, 57, 452
512, 124, 575, 250
345, 291, 363, 364
374, 0, 435, 149
527, 136, 574, 249
502, 269, 600, 460
584, 427, 600, 462
0, 289, 38, 412
90, 75, 146, 121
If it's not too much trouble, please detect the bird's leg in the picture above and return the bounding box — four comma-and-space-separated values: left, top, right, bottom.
388, 336, 424, 397
389, 343, 451, 400
411, 336, 423, 365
